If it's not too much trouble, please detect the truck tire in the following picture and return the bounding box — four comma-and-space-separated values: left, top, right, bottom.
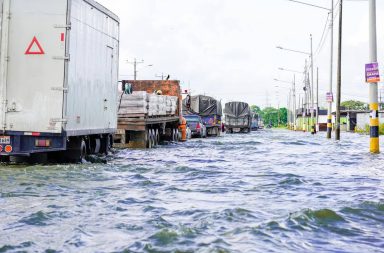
171, 129, 176, 142
173, 129, 179, 142
146, 129, 152, 149
79, 139, 87, 162
64, 138, 87, 163
100, 134, 111, 155
155, 129, 160, 146
150, 129, 156, 148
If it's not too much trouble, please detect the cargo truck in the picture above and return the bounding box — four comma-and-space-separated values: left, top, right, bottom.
0, 0, 119, 161
114, 80, 182, 149
183, 95, 222, 137
224, 102, 252, 133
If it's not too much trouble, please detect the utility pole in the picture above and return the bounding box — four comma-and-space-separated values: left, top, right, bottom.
335, 0, 343, 141
316, 67, 319, 132
310, 34, 315, 134
287, 94, 290, 128
156, 73, 165, 80
327, 0, 334, 139
293, 75, 296, 130
156, 73, 169, 80
369, 0, 380, 153
127, 58, 144, 80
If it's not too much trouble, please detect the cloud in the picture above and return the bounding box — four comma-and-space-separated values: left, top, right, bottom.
97, 0, 384, 107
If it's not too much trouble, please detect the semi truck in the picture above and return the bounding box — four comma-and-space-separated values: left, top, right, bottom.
114, 80, 182, 149
0, 0, 119, 161
224, 102, 252, 133
183, 95, 222, 136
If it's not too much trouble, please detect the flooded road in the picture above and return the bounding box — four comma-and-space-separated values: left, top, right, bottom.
0, 130, 383, 253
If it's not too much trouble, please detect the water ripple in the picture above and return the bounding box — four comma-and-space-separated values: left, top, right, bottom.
0, 130, 383, 252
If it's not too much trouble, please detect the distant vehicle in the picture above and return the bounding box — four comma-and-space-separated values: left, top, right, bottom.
224, 102, 252, 133
183, 115, 207, 138
251, 114, 259, 131
115, 80, 181, 149
183, 95, 222, 137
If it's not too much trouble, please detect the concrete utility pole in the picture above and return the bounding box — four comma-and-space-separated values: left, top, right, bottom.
155, 73, 167, 80
327, 0, 334, 139
335, 0, 343, 141
127, 58, 148, 80
316, 67, 319, 132
310, 34, 315, 134
369, 0, 380, 153
293, 75, 296, 130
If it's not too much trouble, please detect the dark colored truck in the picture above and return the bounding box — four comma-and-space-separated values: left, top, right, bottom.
183, 95, 222, 137
224, 102, 252, 133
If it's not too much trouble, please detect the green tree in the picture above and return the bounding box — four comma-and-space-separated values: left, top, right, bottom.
250, 105, 262, 114
279, 108, 288, 125
261, 107, 288, 127
341, 100, 367, 110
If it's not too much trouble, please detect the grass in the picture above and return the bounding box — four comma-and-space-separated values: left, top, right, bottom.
354, 123, 384, 135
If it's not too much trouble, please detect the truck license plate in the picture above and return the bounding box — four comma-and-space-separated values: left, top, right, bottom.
0, 136, 10, 144
233, 128, 241, 132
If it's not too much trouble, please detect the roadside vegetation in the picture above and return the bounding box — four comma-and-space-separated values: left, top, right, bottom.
251, 105, 288, 127
355, 124, 384, 135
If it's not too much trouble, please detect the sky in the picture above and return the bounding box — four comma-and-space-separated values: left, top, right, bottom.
97, 0, 384, 109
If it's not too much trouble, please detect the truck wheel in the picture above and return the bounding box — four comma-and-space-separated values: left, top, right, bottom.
146, 129, 152, 149
171, 129, 175, 142
150, 129, 156, 148
64, 138, 87, 163
155, 129, 160, 146
100, 134, 111, 155
79, 139, 87, 162
175, 129, 181, 142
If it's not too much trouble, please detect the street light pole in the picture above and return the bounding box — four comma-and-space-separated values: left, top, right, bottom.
316, 67, 319, 132
335, 0, 343, 141
293, 75, 296, 130
369, 0, 380, 153
327, 0, 334, 139
310, 34, 315, 134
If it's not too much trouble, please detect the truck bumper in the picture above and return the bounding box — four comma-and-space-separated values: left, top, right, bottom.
0, 131, 66, 156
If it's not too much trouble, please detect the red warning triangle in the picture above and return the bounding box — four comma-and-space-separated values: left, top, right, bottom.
25, 36, 45, 55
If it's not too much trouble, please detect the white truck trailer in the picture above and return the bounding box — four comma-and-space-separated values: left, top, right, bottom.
0, 0, 119, 161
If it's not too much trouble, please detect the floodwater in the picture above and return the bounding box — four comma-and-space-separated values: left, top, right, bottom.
0, 130, 383, 253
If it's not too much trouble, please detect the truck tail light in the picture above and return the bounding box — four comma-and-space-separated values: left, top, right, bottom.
35, 140, 51, 147
4, 145, 12, 153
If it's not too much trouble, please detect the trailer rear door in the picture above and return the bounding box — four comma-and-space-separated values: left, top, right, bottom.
0, 0, 67, 133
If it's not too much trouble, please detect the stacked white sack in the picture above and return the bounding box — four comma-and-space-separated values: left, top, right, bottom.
148, 94, 160, 116
118, 91, 148, 115
166, 96, 178, 115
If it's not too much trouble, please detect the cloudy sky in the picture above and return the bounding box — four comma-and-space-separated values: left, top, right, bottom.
97, 0, 384, 108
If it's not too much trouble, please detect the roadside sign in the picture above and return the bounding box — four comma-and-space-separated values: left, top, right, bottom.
365, 62, 380, 83
25, 36, 45, 55
326, 92, 333, 102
